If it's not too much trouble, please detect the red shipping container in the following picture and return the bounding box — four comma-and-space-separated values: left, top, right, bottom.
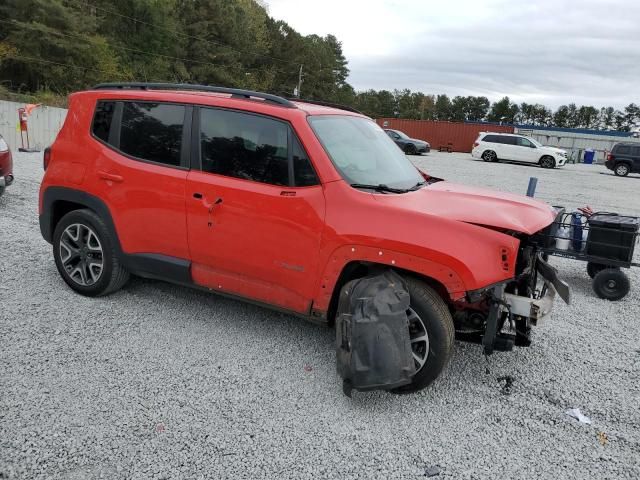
376, 119, 514, 153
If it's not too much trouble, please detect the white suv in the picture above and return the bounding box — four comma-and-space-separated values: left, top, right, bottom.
471, 133, 567, 168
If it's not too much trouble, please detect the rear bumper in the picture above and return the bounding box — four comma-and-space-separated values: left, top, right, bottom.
604, 160, 614, 170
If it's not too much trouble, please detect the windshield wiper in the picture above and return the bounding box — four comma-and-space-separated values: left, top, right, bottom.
350, 183, 411, 194
408, 180, 427, 191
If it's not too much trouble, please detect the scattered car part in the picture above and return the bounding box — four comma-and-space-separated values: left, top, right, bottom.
336, 270, 415, 396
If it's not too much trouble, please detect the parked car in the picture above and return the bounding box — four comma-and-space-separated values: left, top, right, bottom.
384, 129, 430, 155
472, 132, 567, 168
39, 83, 568, 393
605, 142, 640, 176
0, 134, 14, 197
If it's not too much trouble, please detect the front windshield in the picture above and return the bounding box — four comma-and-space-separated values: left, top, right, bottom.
393, 130, 409, 139
308, 116, 423, 189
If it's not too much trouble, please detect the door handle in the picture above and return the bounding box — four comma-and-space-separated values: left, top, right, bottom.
193, 193, 222, 209
98, 171, 123, 183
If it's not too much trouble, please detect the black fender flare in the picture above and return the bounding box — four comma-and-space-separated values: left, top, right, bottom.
40, 186, 122, 254
39, 186, 191, 283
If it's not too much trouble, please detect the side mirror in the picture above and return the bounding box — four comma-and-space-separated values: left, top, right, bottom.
530, 144, 536, 148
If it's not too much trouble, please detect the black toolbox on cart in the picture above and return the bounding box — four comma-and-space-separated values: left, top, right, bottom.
586, 213, 640, 263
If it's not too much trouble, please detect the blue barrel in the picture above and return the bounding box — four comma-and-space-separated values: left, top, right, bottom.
584, 149, 595, 164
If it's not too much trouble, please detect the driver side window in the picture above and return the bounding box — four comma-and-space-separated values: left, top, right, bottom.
517, 137, 533, 148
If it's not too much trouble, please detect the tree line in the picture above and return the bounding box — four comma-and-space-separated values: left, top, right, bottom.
354, 90, 640, 131
0, 0, 638, 131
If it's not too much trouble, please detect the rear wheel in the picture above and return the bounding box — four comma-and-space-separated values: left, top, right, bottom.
540, 156, 556, 169
592, 268, 630, 301
53, 209, 129, 296
392, 277, 455, 394
614, 163, 630, 177
405, 144, 417, 155
482, 150, 497, 162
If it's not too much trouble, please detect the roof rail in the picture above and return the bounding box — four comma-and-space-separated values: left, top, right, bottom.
92, 82, 296, 108
290, 97, 363, 114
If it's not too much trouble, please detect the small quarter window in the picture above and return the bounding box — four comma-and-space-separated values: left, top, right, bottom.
616, 145, 630, 155
92, 101, 115, 143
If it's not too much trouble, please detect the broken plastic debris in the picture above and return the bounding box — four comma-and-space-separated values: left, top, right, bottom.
566, 408, 591, 424
424, 465, 441, 477
155, 423, 166, 433
303, 365, 313, 372
597, 431, 608, 446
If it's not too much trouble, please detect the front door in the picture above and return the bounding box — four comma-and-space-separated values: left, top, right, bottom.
515, 136, 538, 163
186, 106, 325, 313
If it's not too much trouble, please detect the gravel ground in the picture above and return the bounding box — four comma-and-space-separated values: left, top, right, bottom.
1, 151, 639, 479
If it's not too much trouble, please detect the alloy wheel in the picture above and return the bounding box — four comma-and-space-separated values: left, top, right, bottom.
483, 151, 496, 162
407, 307, 430, 372
59, 223, 104, 286
615, 164, 629, 176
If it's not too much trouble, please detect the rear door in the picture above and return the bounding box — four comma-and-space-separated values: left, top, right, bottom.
92, 100, 190, 260
185, 106, 326, 313
497, 135, 518, 160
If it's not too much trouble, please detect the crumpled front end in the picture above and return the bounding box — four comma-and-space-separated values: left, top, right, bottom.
453, 211, 571, 353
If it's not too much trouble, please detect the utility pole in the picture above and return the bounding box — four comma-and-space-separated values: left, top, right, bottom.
296, 64, 303, 98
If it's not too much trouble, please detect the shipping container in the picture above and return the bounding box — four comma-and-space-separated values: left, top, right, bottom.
376, 119, 514, 153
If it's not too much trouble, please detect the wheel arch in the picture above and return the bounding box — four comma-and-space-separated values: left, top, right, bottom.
40, 187, 121, 254
316, 249, 465, 326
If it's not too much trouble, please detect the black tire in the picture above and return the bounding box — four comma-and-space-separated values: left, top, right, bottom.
392, 276, 455, 394
586, 262, 618, 279
482, 150, 497, 162
592, 268, 630, 301
53, 209, 129, 296
614, 163, 630, 177
405, 144, 417, 155
539, 156, 556, 169
0, 185, 4, 198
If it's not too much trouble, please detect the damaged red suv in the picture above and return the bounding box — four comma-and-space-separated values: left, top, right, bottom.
0, 134, 14, 197
39, 83, 569, 393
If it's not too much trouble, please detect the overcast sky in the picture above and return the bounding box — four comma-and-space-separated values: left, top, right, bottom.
266, 0, 639, 109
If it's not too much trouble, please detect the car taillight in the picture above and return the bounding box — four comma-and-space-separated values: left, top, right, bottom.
43, 147, 51, 170
473, 142, 480, 148
607, 153, 613, 161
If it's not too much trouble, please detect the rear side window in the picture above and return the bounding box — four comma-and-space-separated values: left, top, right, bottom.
482, 135, 497, 143
632, 147, 640, 156
199, 108, 319, 187
616, 145, 630, 155
119, 102, 185, 166
92, 101, 116, 143
499, 136, 516, 145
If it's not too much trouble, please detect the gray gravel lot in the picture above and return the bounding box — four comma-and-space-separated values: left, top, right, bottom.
1, 151, 639, 479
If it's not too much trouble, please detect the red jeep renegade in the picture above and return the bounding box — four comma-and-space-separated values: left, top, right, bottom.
39, 83, 569, 392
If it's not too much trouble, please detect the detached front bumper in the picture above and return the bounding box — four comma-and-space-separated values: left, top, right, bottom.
482, 254, 570, 354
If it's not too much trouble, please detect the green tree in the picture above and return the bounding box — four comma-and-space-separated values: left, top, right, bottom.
487, 96, 518, 123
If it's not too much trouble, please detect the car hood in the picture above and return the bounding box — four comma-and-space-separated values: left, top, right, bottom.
544, 146, 567, 155
373, 181, 556, 235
